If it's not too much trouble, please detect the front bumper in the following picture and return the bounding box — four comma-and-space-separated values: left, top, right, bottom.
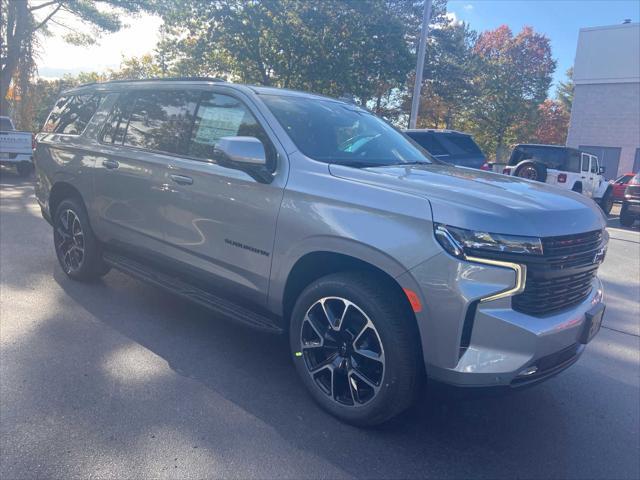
398, 252, 604, 388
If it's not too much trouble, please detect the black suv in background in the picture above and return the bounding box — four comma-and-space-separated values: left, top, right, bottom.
404, 129, 488, 169
620, 172, 640, 227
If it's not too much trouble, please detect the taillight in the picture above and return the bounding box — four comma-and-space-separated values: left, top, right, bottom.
557, 173, 567, 183
480, 162, 490, 171
32, 134, 36, 150
502, 168, 511, 175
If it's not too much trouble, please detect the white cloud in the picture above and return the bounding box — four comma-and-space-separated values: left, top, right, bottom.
463, 4, 474, 11
443, 12, 463, 26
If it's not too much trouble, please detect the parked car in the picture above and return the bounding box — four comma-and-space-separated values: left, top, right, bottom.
0, 115, 34, 177
620, 172, 640, 227
612, 172, 636, 202
35, 79, 608, 426
404, 129, 489, 170
502, 144, 614, 214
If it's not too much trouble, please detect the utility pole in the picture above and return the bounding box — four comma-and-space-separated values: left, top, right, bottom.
408, 0, 433, 129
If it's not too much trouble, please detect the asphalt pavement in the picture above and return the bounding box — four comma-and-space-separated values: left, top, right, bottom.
1, 170, 639, 479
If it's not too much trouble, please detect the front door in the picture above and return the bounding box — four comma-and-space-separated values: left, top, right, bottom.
159, 90, 287, 306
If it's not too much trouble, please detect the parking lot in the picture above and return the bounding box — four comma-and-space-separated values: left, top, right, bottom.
1, 171, 638, 479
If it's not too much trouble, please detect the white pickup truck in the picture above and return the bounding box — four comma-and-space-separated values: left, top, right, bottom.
502, 144, 614, 214
0, 116, 34, 177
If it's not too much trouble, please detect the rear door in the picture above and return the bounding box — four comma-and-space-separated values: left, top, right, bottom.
158, 89, 287, 306
92, 89, 198, 255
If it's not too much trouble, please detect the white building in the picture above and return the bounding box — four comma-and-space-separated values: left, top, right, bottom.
566, 22, 640, 179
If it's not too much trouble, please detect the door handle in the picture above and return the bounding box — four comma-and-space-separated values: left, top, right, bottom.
170, 174, 193, 185
102, 159, 119, 170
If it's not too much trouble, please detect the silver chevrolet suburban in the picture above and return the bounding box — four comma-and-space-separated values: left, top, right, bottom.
34, 78, 608, 426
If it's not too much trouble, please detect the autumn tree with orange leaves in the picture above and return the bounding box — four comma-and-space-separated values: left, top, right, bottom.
463, 25, 556, 160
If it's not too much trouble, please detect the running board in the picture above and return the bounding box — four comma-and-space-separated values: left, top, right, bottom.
103, 252, 282, 333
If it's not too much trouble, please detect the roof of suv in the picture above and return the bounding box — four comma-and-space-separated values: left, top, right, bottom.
64, 77, 344, 104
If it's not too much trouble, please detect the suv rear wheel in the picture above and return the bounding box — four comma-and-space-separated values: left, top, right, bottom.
53, 198, 110, 281
289, 272, 421, 426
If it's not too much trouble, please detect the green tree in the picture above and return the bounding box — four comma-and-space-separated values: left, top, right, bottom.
414, 19, 478, 129
0, 0, 149, 112
463, 25, 556, 160
150, 0, 417, 105
556, 66, 574, 112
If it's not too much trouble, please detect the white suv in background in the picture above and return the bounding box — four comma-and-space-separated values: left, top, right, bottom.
503, 144, 614, 214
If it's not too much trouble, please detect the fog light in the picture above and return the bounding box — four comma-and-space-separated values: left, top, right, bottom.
518, 366, 538, 377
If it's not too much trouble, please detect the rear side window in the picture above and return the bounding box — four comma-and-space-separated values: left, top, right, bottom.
437, 134, 482, 156
188, 92, 274, 168
407, 132, 447, 156
123, 90, 199, 154
43, 94, 104, 134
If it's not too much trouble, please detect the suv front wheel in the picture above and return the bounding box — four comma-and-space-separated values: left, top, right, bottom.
290, 272, 422, 426
53, 198, 110, 281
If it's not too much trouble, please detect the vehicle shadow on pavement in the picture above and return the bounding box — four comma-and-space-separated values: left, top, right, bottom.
43, 267, 638, 479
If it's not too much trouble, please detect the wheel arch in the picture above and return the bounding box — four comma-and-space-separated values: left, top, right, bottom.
49, 181, 86, 218
572, 181, 583, 193
278, 250, 418, 335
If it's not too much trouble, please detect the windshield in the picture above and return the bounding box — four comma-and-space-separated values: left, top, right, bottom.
261, 95, 433, 167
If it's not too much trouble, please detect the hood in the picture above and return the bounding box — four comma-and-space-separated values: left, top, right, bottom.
329, 163, 606, 237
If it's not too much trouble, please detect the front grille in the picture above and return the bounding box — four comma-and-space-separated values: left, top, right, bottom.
468, 229, 605, 316
514, 230, 604, 316
512, 267, 598, 315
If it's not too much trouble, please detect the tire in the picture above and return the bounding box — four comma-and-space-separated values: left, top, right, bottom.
598, 189, 614, 215
53, 197, 110, 281
572, 182, 583, 193
514, 160, 547, 183
620, 203, 635, 227
289, 272, 422, 426
16, 162, 32, 177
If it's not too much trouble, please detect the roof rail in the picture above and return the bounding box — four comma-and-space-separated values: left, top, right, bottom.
75, 76, 226, 88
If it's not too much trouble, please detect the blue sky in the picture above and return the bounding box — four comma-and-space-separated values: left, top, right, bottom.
448, 0, 640, 91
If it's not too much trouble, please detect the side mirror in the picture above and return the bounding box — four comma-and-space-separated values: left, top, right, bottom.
599, 166, 606, 174
214, 136, 267, 167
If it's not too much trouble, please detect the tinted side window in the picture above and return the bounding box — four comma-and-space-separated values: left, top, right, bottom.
43, 94, 104, 134
590, 156, 599, 173
102, 94, 133, 145
438, 134, 482, 156
123, 90, 198, 154
581, 153, 590, 171
407, 132, 447, 156
188, 92, 275, 170
567, 150, 581, 173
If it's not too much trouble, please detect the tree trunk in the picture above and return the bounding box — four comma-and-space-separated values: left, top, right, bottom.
1, 1, 30, 115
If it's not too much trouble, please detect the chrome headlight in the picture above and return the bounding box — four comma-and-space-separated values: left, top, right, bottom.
434, 223, 543, 258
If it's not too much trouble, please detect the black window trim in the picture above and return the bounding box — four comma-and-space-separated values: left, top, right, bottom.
97, 87, 279, 174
